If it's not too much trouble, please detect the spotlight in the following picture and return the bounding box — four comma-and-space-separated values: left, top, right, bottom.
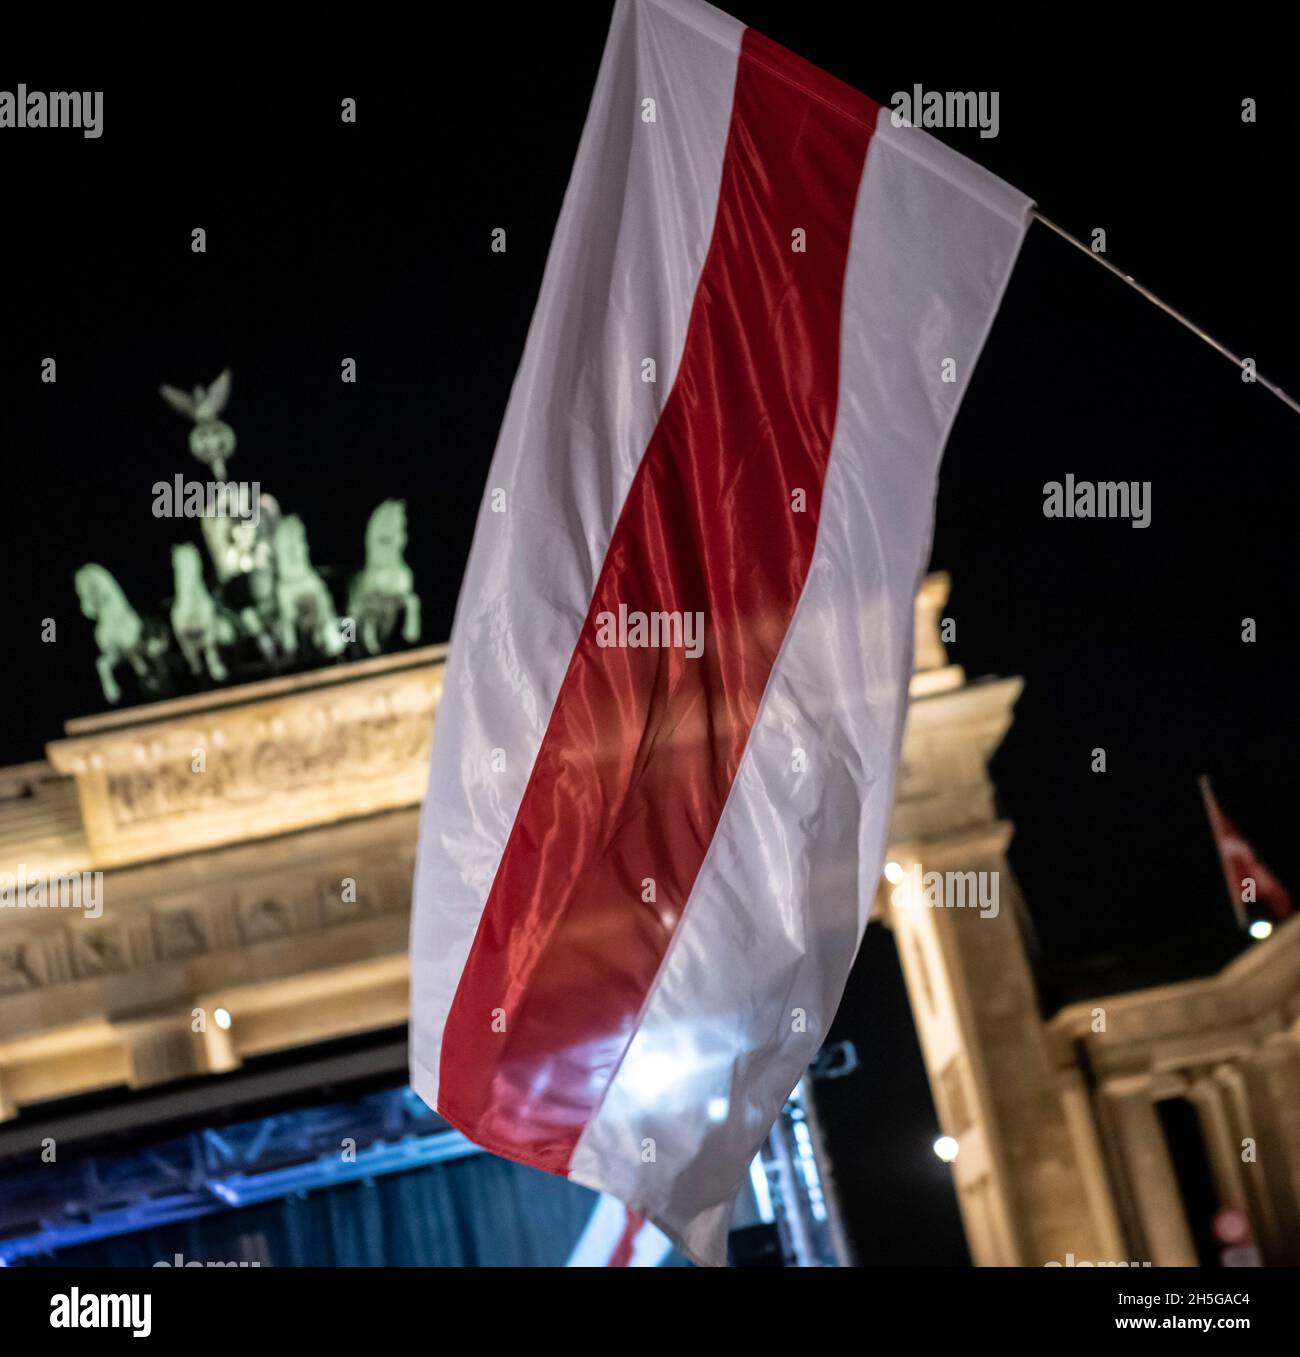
621, 1050, 677, 1100
1249, 920, 1273, 941
884, 861, 905, 884
933, 1135, 959, 1163
214, 1007, 233, 1030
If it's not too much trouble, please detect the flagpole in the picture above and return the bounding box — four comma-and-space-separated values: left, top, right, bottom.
1030, 210, 1300, 420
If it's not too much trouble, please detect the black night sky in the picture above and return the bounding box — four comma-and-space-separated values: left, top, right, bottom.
2, 10, 1295, 1264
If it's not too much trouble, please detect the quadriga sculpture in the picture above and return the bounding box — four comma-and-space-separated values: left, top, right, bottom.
74, 565, 167, 704
169, 543, 235, 684
275, 515, 344, 658
347, 499, 421, 654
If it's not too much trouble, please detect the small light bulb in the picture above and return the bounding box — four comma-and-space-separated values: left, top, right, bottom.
884, 861, 905, 884
933, 1135, 959, 1163
214, 1007, 233, 1030
1249, 920, 1273, 941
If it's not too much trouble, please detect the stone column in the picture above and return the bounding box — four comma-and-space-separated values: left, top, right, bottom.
1243, 1038, 1300, 1264
1103, 1081, 1198, 1266
1059, 1068, 1127, 1260
1222, 1055, 1300, 1265
1189, 1072, 1248, 1214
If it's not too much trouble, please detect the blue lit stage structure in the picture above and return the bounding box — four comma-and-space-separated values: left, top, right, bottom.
0, 1030, 854, 1267
0, 1084, 480, 1265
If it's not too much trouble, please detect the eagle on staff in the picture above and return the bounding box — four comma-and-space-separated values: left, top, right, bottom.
159, 368, 236, 478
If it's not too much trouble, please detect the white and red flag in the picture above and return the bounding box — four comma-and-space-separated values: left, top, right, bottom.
411, 0, 1031, 1264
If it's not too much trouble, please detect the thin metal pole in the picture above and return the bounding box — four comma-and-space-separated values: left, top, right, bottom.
1030, 209, 1300, 419
797, 1079, 855, 1267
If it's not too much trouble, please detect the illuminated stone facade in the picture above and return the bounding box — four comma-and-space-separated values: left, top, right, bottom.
883, 575, 1300, 1266
3, 579, 1298, 1267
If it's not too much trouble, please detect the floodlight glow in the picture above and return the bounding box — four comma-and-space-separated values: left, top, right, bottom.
621, 1050, 677, 1100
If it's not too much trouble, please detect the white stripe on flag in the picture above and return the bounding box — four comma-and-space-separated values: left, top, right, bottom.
409, 0, 742, 1108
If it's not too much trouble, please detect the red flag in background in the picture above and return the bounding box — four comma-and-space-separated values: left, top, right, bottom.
1200, 776, 1294, 927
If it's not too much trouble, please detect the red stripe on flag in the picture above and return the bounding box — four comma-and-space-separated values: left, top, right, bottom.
438, 29, 878, 1172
